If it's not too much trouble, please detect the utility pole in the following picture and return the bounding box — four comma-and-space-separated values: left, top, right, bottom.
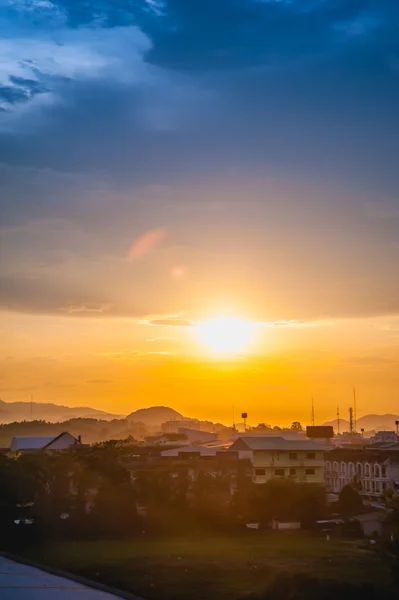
353, 387, 357, 432
311, 398, 315, 426
337, 406, 340, 435
349, 407, 354, 435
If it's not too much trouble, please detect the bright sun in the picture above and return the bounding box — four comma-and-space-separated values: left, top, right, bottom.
196, 316, 255, 353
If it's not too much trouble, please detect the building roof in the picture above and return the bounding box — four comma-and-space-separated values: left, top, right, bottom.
353, 512, 385, 523
10, 432, 79, 451
10, 436, 58, 451
146, 433, 187, 442
230, 436, 321, 451
161, 444, 218, 457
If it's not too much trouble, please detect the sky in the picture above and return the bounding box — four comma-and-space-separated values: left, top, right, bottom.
1, 0, 399, 425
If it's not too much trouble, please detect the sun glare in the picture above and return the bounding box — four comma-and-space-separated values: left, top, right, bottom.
196, 316, 255, 354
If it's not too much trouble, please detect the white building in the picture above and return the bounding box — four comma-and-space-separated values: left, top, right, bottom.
370, 431, 398, 444
325, 445, 399, 496
229, 437, 325, 484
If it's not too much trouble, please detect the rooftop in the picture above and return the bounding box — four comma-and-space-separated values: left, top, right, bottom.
231, 436, 322, 451
10, 436, 57, 451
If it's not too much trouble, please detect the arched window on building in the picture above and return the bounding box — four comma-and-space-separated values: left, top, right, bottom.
374, 464, 381, 479
356, 463, 363, 477
365, 463, 370, 477
348, 462, 355, 478
341, 462, 347, 475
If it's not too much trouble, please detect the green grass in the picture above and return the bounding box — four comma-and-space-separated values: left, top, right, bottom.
21, 534, 394, 600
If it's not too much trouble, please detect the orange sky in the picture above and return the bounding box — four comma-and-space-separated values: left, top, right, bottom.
2, 308, 399, 425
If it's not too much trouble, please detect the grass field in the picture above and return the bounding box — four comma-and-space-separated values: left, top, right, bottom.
21, 534, 394, 600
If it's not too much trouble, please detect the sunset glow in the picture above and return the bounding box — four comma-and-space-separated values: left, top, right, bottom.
196, 316, 255, 354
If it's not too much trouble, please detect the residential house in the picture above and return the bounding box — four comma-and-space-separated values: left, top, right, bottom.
9, 432, 83, 454
229, 436, 325, 484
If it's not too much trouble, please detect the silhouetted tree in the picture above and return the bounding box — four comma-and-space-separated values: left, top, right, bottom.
290, 421, 304, 432
338, 484, 363, 517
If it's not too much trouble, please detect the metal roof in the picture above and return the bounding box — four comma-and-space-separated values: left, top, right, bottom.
161, 444, 219, 457
10, 436, 57, 451
231, 436, 322, 451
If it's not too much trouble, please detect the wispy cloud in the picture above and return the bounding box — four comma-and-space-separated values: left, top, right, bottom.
145, 318, 195, 327
127, 227, 167, 260
60, 302, 112, 314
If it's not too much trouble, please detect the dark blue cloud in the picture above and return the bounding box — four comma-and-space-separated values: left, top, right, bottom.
43, 1, 399, 71
1, 1, 399, 320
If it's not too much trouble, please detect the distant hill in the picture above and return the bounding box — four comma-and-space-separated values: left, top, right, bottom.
127, 406, 186, 426
324, 413, 399, 433
0, 399, 122, 424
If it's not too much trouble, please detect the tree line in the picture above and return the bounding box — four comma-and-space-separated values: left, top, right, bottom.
1, 442, 383, 550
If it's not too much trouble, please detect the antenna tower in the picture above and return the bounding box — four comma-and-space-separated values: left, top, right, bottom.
337, 406, 340, 435
349, 407, 354, 435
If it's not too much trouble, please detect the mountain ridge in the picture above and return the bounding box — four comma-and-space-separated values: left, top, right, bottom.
127, 406, 187, 426
0, 399, 122, 424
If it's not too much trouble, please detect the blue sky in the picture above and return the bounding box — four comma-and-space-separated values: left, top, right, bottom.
1, 0, 399, 320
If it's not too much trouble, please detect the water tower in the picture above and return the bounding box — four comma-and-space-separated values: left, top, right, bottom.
241, 412, 248, 431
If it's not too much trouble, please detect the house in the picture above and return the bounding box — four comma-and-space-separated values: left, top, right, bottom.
352, 512, 388, 538
177, 428, 218, 444
325, 444, 399, 496
229, 436, 325, 484
9, 432, 83, 454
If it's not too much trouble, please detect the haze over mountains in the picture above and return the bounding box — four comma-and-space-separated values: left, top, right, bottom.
1, 398, 398, 433
323, 414, 399, 432
0, 399, 121, 424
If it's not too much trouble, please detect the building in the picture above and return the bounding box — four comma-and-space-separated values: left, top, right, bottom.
161, 444, 219, 458
9, 432, 83, 454
229, 436, 325, 484
144, 433, 189, 446
370, 431, 398, 444
177, 428, 218, 444
161, 420, 200, 433
325, 444, 399, 496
